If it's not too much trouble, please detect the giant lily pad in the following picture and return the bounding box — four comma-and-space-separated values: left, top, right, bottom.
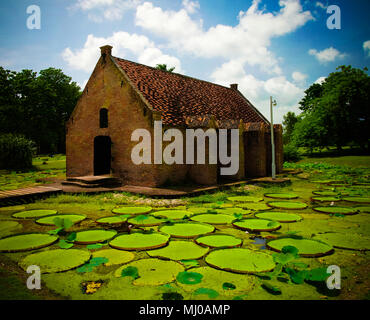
0, 233, 58, 252
190, 214, 234, 225
312, 190, 340, 196
195, 234, 242, 248
215, 208, 250, 215
312, 206, 359, 215
96, 215, 130, 225
159, 222, 215, 238
147, 241, 209, 260
355, 206, 370, 213
114, 259, 184, 286
267, 201, 308, 210
233, 219, 281, 232
343, 197, 370, 204
12, 209, 58, 219
264, 193, 298, 200
112, 206, 152, 215
266, 238, 333, 257
0, 220, 22, 236
92, 249, 135, 266
36, 214, 86, 226
19, 249, 91, 273
109, 232, 170, 251
311, 196, 341, 202
205, 248, 275, 273
227, 196, 263, 202
187, 207, 211, 214
74, 229, 117, 245
312, 232, 370, 251
236, 203, 272, 211
255, 211, 302, 222
128, 215, 164, 226
151, 210, 193, 220
0, 205, 25, 212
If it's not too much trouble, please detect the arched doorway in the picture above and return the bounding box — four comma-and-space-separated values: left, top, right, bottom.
94, 136, 111, 176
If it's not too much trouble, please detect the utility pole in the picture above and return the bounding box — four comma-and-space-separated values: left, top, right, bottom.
270, 96, 277, 180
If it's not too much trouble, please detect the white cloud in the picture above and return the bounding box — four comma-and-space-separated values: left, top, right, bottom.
62, 31, 183, 73
135, 0, 313, 74
72, 0, 141, 21
363, 40, 370, 58
292, 71, 308, 84
182, 0, 200, 14
314, 76, 326, 84
308, 47, 347, 64
315, 1, 327, 9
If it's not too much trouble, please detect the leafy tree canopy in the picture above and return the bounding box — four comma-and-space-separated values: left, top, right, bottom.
155, 64, 175, 72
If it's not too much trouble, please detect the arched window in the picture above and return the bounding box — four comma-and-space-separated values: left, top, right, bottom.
100, 108, 108, 128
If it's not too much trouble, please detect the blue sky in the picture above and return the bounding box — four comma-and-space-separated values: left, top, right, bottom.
0, 0, 369, 122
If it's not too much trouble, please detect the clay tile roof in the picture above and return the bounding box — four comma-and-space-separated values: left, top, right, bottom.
113, 57, 268, 127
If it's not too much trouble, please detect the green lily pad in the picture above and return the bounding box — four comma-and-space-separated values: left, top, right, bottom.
19, 249, 91, 273
151, 210, 193, 220
92, 249, 135, 266
0, 205, 25, 212
343, 197, 370, 204
215, 208, 250, 215
255, 211, 302, 222
0, 233, 58, 252
190, 214, 234, 225
312, 232, 370, 251
115, 259, 184, 286
264, 193, 298, 200
12, 209, 58, 219
0, 220, 22, 236
312, 190, 340, 196
96, 215, 130, 225
109, 232, 170, 251
193, 288, 219, 299
74, 229, 117, 244
227, 196, 263, 202
159, 222, 215, 238
187, 207, 211, 214
195, 234, 242, 248
355, 206, 370, 213
233, 219, 281, 232
147, 241, 209, 260
36, 214, 86, 226
177, 271, 203, 285
311, 196, 341, 202
112, 206, 152, 215
205, 248, 275, 273
267, 201, 308, 210
312, 206, 359, 215
128, 215, 164, 226
266, 238, 333, 257
236, 203, 273, 211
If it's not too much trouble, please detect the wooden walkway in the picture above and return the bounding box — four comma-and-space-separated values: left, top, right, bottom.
0, 186, 62, 205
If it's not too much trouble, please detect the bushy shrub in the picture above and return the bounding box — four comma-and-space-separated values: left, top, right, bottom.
0, 134, 35, 170
283, 143, 302, 163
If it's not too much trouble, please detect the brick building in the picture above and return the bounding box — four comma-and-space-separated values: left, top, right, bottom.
66, 45, 283, 187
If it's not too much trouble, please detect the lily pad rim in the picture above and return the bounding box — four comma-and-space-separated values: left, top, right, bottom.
74, 228, 118, 245
109, 231, 170, 251
232, 218, 282, 232
312, 206, 359, 215
35, 213, 87, 226
159, 221, 216, 239
0, 232, 59, 253
194, 233, 243, 249
266, 201, 308, 210
263, 193, 299, 200
12, 209, 58, 219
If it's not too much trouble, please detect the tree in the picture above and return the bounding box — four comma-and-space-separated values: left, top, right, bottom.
282, 111, 299, 144
155, 64, 175, 72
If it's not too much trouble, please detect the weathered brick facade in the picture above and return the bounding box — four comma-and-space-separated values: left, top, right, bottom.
66, 45, 283, 187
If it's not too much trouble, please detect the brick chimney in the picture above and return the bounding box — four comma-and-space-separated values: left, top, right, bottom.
100, 45, 113, 57
230, 83, 238, 90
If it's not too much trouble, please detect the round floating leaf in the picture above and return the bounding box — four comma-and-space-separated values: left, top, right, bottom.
205, 248, 275, 273
236, 203, 272, 211
312, 232, 370, 251
222, 282, 236, 290
254, 212, 302, 223
193, 288, 219, 299
92, 249, 135, 266
74, 229, 117, 244
151, 210, 193, 220
36, 214, 86, 226
96, 215, 130, 225
190, 214, 234, 225
266, 238, 333, 257
159, 222, 215, 238
112, 206, 152, 215
343, 197, 370, 204
264, 193, 298, 200
233, 219, 281, 232
115, 259, 185, 286
267, 201, 308, 210
0, 205, 25, 212
128, 215, 164, 226
311, 196, 341, 202
12, 209, 58, 219
195, 234, 242, 248
215, 208, 250, 215
312, 190, 339, 196
0, 220, 22, 236
227, 196, 263, 202
119, 266, 139, 279
147, 241, 209, 260
19, 249, 91, 273
312, 206, 359, 215
109, 232, 169, 251
187, 207, 211, 214
176, 271, 203, 285
311, 180, 335, 184
355, 206, 370, 213
0, 233, 58, 252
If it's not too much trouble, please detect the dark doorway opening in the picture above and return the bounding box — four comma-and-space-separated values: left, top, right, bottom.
94, 136, 111, 176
